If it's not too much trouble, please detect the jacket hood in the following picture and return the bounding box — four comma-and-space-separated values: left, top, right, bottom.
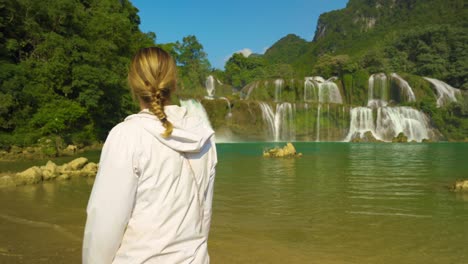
124, 105, 214, 153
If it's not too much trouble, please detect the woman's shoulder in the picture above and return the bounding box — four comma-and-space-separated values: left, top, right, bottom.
105, 118, 146, 142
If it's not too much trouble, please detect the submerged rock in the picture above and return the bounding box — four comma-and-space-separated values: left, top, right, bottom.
392, 132, 408, 143
56, 174, 71, 181
350, 131, 382, 143
263, 142, 302, 158
451, 179, 468, 192
0, 176, 16, 188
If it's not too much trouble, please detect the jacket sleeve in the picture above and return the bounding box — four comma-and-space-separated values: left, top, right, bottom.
202, 138, 217, 236
82, 125, 139, 264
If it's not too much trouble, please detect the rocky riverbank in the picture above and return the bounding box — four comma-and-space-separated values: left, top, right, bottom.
0, 157, 98, 188
0, 138, 102, 161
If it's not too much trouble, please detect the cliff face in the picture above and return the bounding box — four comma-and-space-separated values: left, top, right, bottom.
313, 0, 462, 42
313, 0, 415, 41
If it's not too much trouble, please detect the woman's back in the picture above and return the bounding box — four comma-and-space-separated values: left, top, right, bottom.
83, 105, 217, 264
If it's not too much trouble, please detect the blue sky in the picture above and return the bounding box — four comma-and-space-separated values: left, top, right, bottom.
130, 0, 349, 69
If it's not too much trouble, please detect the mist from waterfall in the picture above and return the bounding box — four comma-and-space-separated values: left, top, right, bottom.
180, 99, 213, 129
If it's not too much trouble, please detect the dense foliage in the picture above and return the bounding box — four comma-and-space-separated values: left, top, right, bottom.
0, 0, 212, 148
0, 0, 155, 147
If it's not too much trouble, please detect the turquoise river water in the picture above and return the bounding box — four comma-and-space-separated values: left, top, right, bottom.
0, 143, 467, 264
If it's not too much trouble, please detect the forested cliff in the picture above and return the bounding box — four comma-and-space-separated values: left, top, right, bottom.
263, 0, 467, 88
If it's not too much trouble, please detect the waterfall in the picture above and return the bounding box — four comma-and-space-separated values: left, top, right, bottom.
316, 104, 321, 142
258, 102, 295, 141
376, 107, 432, 142
368, 73, 419, 107
304, 76, 343, 104
345, 106, 433, 142
276, 103, 295, 141
219, 97, 232, 118
180, 99, 213, 128
390, 73, 416, 102
368, 73, 388, 108
259, 102, 275, 139
423, 77, 461, 107
243, 81, 259, 100
327, 104, 330, 141
274, 79, 284, 102
319, 82, 343, 104
345, 107, 377, 141
205, 75, 215, 98
304, 78, 317, 102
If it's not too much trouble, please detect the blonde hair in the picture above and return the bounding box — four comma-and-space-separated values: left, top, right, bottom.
128, 47, 176, 138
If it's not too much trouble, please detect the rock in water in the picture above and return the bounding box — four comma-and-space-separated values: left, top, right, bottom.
42, 160, 58, 180
392, 132, 408, 143
452, 180, 468, 191
263, 142, 302, 158
0, 176, 16, 188
67, 157, 88, 170
15, 166, 43, 185
82, 162, 98, 177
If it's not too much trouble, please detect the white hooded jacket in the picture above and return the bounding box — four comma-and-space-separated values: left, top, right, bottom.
83, 105, 217, 264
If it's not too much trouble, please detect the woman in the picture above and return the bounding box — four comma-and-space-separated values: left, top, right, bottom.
83, 47, 217, 264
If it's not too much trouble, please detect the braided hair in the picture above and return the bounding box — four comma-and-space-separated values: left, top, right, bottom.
128, 47, 176, 138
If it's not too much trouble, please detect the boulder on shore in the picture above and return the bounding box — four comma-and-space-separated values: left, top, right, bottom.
68, 157, 88, 170
82, 162, 98, 177
263, 142, 302, 158
4, 156, 99, 187
15, 166, 43, 185
41, 160, 58, 180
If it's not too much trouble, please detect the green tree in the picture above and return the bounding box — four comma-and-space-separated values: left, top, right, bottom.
0, 0, 155, 147
175, 35, 211, 91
